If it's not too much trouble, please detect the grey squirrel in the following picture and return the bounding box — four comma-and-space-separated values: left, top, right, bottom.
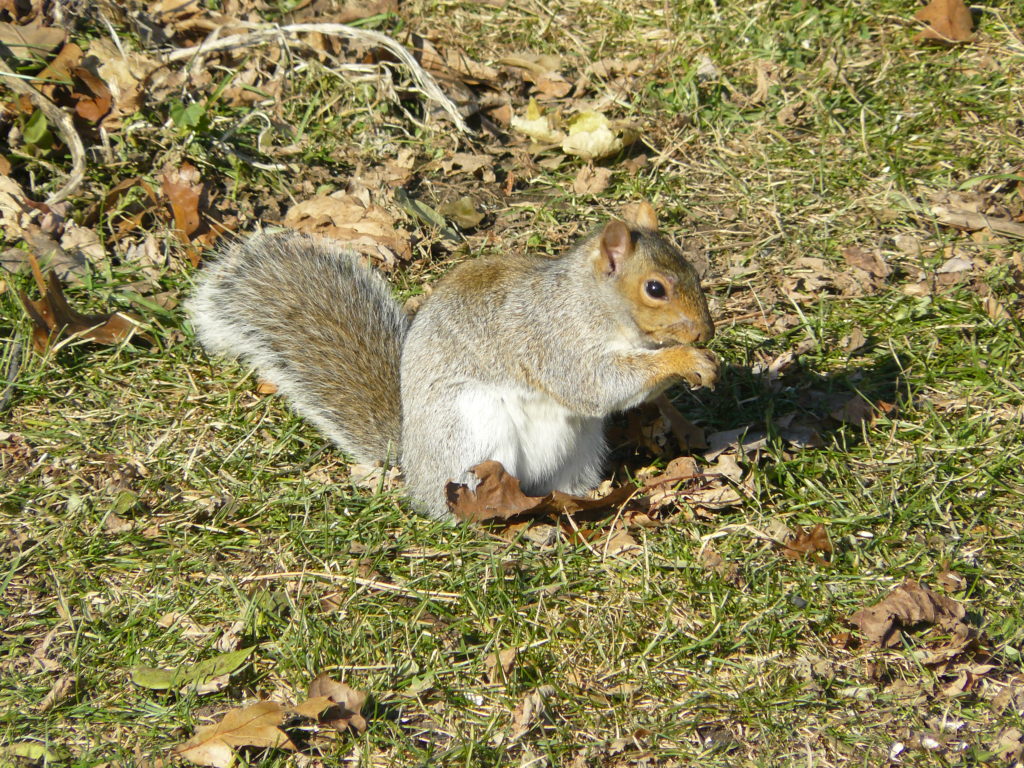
187, 201, 718, 519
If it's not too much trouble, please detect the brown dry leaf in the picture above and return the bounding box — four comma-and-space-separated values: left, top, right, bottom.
848, 580, 972, 649
509, 685, 555, 740
842, 245, 891, 278
842, 326, 867, 354
573, 165, 613, 195
915, 0, 974, 44
837, 396, 897, 426
18, 256, 151, 352
0, 176, 32, 241
88, 37, 161, 119
643, 456, 701, 509
937, 568, 967, 592
33, 41, 83, 98
102, 511, 134, 534
0, 19, 65, 62
442, 153, 493, 176
174, 701, 296, 767
287, 0, 397, 24
284, 193, 411, 262
36, 674, 74, 713
779, 523, 832, 565
255, 378, 279, 395
484, 648, 517, 684
705, 427, 768, 460
307, 673, 368, 733
992, 727, 1024, 763
445, 460, 638, 524
602, 527, 641, 557
654, 394, 707, 450
289, 695, 333, 719
160, 162, 202, 242
71, 66, 112, 122
157, 611, 209, 639
699, 545, 743, 585
501, 54, 570, 98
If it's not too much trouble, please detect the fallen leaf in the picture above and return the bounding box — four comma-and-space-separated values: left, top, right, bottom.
160, 162, 202, 242
842, 327, 867, 354
131, 646, 256, 691
441, 153, 493, 176
914, 0, 974, 44
285, 193, 411, 262
653, 393, 707, 450
704, 427, 768, 459
937, 255, 973, 274
848, 580, 973, 649
602, 527, 641, 557
509, 685, 555, 740
572, 164, 613, 195
307, 673, 368, 733
439, 196, 485, 229
829, 395, 878, 426
484, 648, 517, 684
102, 511, 133, 534
32, 41, 83, 99
445, 460, 638, 524
643, 455, 701, 490
18, 256, 151, 352
174, 701, 295, 767
779, 523, 832, 565
88, 37, 161, 119
991, 727, 1024, 763
0, 19, 65, 62
157, 611, 210, 639
562, 111, 638, 161
510, 98, 565, 144
0, 742, 62, 763
699, 545, 743, 585
71, 66, 112, 121
36, 674, 74, 713
842, 246, 891, 278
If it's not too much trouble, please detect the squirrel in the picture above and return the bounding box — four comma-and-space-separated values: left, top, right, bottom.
187, 201, 718, 519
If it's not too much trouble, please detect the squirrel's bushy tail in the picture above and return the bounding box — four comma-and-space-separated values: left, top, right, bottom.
187, 231, 407, 462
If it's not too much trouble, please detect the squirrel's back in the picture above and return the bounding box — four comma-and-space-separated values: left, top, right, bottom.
187, 232, 408, 462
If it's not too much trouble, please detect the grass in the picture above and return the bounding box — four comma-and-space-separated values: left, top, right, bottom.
2, 0, 1024, 765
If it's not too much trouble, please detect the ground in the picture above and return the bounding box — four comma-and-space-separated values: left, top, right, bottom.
1, 0, 1023, 766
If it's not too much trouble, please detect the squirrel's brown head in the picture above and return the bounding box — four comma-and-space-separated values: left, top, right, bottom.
595, 202, 714, 347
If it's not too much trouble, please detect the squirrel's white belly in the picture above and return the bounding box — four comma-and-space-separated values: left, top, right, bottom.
456, 384, 605, 495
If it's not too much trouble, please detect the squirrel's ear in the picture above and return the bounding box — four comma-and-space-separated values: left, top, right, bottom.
622, 201, 659, 230
599, 219, 633, 274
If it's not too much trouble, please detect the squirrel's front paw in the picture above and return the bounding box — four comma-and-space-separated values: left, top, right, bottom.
680, 347, 719, 390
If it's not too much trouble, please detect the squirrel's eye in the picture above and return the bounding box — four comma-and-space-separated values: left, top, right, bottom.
645, 279, 667, 299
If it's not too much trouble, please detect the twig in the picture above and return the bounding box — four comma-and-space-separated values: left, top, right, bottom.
234, 570, 462, 603
0, 341, 23, 414
0, 59, 86, 204
162, 22, 471, 133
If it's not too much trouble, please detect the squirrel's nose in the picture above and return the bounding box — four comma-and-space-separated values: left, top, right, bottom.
695, 318, 715, 344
